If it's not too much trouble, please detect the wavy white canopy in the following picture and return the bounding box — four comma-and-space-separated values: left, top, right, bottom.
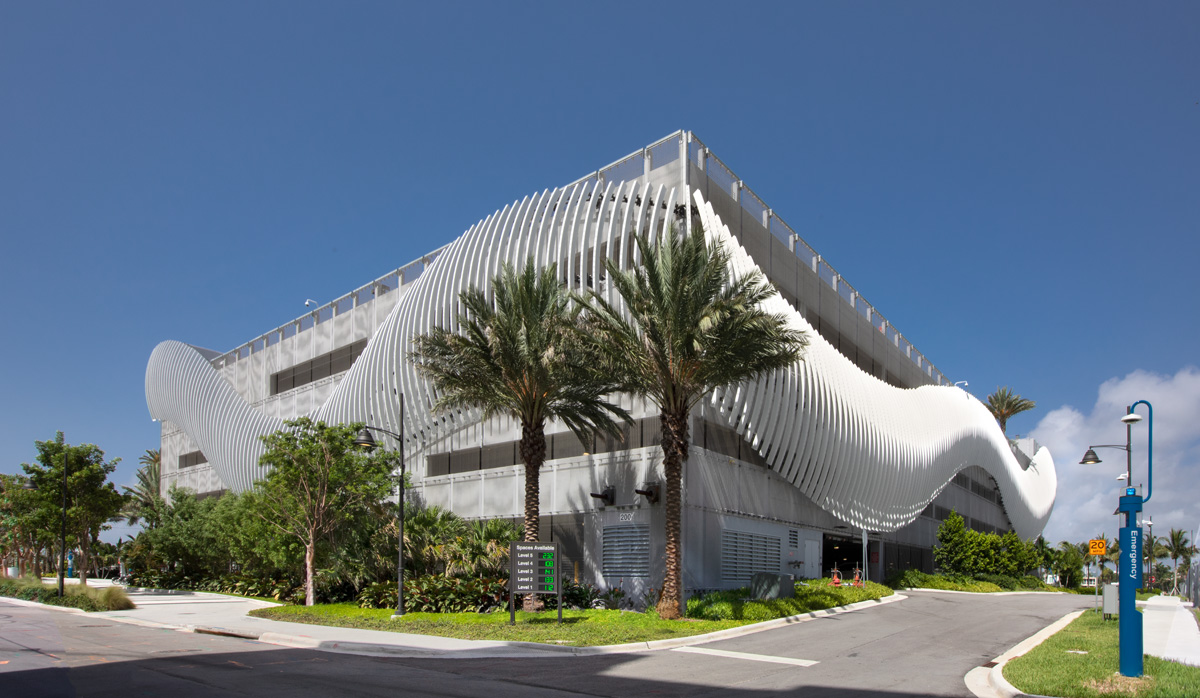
146, 183, 1056, 538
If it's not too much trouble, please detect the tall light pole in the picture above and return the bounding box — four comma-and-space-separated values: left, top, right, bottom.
1079, 400, 1152, 677
352, 395, 406, 618
58, 435, 69, 598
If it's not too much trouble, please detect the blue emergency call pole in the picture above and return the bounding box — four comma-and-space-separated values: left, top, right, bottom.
1080, 400, 1152, 677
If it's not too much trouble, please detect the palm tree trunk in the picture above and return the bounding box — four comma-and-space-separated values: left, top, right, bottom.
518, 419, 546, 612
656, 410, 690, 620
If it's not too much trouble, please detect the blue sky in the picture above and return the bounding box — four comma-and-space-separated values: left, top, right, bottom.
2, 3, 1196, 548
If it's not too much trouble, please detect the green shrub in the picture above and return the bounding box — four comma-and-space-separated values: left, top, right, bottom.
0, 578, 134, 612
686, 578, 892, 621
356, 576, 508, 613
99, 586, 136, 610
884, 570, 1005, 593
544, 580, 601, 610
126, 570, 303, 602
356, 581, 398, 609
975, 573, 1021, 590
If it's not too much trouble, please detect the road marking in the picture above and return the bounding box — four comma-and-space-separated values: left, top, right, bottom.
672, 646, 818, 667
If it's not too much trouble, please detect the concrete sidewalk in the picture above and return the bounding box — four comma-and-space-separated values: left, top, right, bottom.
1142, 594, 1200, 667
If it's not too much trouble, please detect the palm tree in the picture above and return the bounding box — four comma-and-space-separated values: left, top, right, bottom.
412, 261, 631, 607
402, 505, 465, 577
122, 449, 162, 528
447, 518, 521, 578
581, 222, 807, 619
1095, 535, 1117, 584
986, 387, 1036, 436
1163, 528, 1196, 595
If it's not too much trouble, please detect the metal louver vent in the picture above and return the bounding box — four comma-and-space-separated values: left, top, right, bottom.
721, 530, 781, 585
602, 524, 650, 577
789, 529, 799, 549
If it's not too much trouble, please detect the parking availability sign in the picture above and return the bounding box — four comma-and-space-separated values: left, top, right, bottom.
509, 541, 562, 624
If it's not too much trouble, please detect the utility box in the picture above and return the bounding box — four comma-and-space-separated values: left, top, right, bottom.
1103, 583, 1119, 620
751, 572, 795, 599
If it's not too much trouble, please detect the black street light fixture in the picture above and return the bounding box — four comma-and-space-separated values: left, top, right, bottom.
353, 396, 406, 619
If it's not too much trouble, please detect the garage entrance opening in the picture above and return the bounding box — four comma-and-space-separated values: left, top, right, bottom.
823, 535, 863, 578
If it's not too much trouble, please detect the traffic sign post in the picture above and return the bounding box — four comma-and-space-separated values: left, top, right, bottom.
1089, 539, 1107, 612
509, 541, 562, 625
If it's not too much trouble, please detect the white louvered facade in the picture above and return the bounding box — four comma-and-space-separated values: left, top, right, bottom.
146, 131, 1056, 593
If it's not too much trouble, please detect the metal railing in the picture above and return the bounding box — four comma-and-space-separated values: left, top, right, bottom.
572, 130, 948, 386
211, 245, 449, 369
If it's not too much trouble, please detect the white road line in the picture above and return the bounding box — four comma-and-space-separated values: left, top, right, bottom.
672, 646, 818, 667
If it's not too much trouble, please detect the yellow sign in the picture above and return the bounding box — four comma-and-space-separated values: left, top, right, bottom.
1089, 539, 1107, 556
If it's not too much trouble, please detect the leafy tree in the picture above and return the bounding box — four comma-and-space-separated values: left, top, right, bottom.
133, 487, 234, 580
1033, 535, 1053, 581
255, 418, 397, 605
122, 449, 164, 529
986, 387, 1036, 436
1053, 540, 1084, 588
21, 432, 126, 584
411, 261, 631, 609
0, 474, 41, 577
581, 222, 807, 618
934, 511, 974, 575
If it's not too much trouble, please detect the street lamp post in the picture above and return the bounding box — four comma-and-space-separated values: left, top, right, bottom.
352, 396, 406, 619
1079, 400, 1153, 678
58, 436, 69, 598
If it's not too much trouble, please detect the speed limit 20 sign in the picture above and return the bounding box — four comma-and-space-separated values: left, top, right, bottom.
1088, 539, 1107, 556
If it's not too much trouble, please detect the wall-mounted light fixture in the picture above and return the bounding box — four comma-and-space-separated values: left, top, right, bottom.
589, 486, 615, 507
634, 482, 661, 504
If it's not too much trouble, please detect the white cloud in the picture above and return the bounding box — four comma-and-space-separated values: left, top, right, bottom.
1032, 367, 1200, 550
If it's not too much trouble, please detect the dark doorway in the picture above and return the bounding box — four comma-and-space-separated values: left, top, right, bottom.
823, 534, 863, 579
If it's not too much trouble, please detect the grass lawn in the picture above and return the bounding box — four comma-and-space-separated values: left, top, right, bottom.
1003, 610, 1200, 698
249, 605, 747, 646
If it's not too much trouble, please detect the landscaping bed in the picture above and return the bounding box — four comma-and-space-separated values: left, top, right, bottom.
0, 577, 135, 612
1003, 609, 1200, 698
251, 605, 745, 646
686, 578, 892, 620
250, 578, 893, 646
886, 569, 1066, 593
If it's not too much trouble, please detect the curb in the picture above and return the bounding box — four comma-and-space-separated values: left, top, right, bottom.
985, 609, 1085, 698
901, 588, 1076, 597
0, 596, 90, 615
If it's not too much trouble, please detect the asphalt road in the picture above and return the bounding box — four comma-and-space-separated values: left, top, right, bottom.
0, 591, 1091, 697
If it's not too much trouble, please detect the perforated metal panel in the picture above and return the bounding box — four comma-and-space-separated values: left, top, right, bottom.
721, 530, 781, 586
602, 524, 650, 578
146, 182, 1057, 540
